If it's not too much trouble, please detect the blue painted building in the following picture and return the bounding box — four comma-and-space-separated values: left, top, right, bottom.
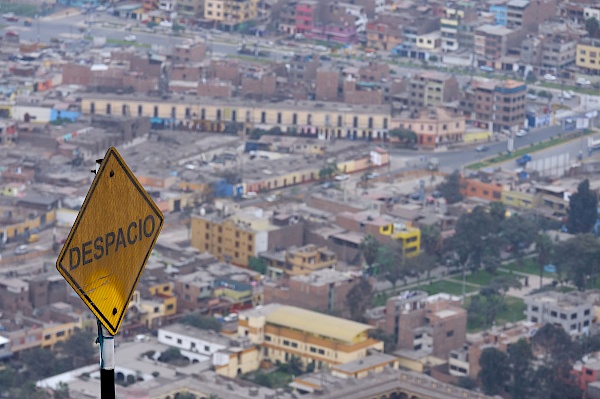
50, 109, 81, 122
489, 5, 508, 26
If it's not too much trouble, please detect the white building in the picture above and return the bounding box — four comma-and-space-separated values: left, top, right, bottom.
158, 323, 230, 363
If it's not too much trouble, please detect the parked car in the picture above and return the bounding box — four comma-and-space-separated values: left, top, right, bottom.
124, 35, 136, 42
576, 77, 591, 86
543, 74, 557, 81
335, 174, 350, 181
14, 245, 29, 256
476, 145, 489, 152
516, 130, 528, 137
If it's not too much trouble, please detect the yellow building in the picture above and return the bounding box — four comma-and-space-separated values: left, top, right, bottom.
576, 40, 600, 74
129, 282, 177, 329
41, 321, 78, 349
238, 304, 384, 370
380, 223, 421, 258
214, 346, 261, 377
79, 94, 392, 142
416, 31, 442, 50
0, 208, 56, 241
204, 0, 257, 25
501, 190, 538, 209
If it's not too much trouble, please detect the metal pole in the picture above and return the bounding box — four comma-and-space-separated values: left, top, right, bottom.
97, 320, 115, 399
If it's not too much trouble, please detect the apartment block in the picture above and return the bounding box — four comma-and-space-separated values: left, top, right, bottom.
506, 0, 558, 33
441, 5, 478, 52
27, 273, 68, 309
263, 269, 360, 314
366, 19, 403, 51
190, 207, 303, 267
524, 291, 594, 336
204, 0, 257, 25
521, 35, 577, 70
295, 0, 319, 34
238, 303, 383, 369
261, 244, 337, 277
576, 39, 600, 75
178, 0, 205, 17
474, 24, 522, 61
408, 71, 460, 109
385, 291, 467, 358
392, 107, 466, 148
0, 278, 32, 315
172, 42, 206, 63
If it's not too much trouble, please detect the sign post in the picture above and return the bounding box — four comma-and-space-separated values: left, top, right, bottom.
56, 147, 164, 397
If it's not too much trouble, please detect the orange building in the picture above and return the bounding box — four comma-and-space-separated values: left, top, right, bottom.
460, 178, 502, 202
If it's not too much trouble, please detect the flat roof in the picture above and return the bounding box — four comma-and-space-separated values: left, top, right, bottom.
332, 351, 397, 373
266, 305, 373, 343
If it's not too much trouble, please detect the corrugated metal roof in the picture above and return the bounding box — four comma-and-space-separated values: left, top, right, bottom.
266, 305, 373, 343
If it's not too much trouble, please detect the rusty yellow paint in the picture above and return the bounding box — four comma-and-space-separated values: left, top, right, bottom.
56, 147, 164, 335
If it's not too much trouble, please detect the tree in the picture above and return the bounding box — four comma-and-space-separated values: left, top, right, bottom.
0, 366, 15, 397
437, 170, 463, 204
500, 214, 537, 266
248, 256, 267, 275
377, 241, 408, 287
21, 347, 60, 380
319, 162, 338, 179
525, 71, 537, 83
487, 275, 522, 297
535, 233, 554, 287
369, 328, 397, 353
346, 278, 373, 322
180, 313, 222, 331
159, 347, 185, 363
57, 329, 96, 368
554, 234, 600, 290
489, 201, 507, 223
586, 17, 600, 38
468, 293, 506, 329
478, 347, 509, 395
457, 377, 477, 390
420, 224, 441, 257
287, 355, 304, 376
359, 234, 381, 275
450, 206, 501, 272
508, 339, 533, 399
567, 179, 598, 234
388, 128, 417, 144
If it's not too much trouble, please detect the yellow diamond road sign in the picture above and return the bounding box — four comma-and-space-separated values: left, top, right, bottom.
56, 147, 164, 335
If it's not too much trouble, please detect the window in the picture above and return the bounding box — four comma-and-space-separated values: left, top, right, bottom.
90, 102, 95, 114
216, 109, 221, 120
353, 116, 358, 128
383, 118, 388, 129
185, 107, 191, 118
283, 340, 290, 346
171, 107, 176, 118
318, 349, 325, 355
293, 113, 298, 124
277, 112, 282, 124
106, 103, 111, 115
447, 330, 454, 337
307, 114, 312, 125
310, 347, 317, 353
201, 108, 206, 119
265, 335, 271, 341
167, 304, 174, 310
154, 106, 159, 118
585, 309, 591, 316
122, 104, 127, 116
368, 117, 373, 129
587, 369, 594, 376
550, 311, 557, 317
531, 316, 538, 322
571, 313, 577, 320
56, 331, 65, 337
204, 345, 210, 351
584, 320, 590, 326
44, 334, 51, 340
291, 342, 298, 348
337, 115, 343, 127
232, 110, 237, 122
560, 313, 567, 320
571, 324, 577, 330
177, 339, 182, 344
261, 111, 266, 123
531, 306, 539, 312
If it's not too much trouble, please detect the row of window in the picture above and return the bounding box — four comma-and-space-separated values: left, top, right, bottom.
265, 335, 327, 356
89, 102, 389, 129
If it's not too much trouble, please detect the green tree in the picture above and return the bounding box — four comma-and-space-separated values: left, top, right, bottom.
0, 366, 15, 397
468, 293, 506, 329
377, 241, 408, 287
586, 17, 600, 38
489, 201, 507, 223
437, 170, 463, 204
567, 179, 598, 234
450, 206, 501, 272
457, 377, 477, 390
248, 256, 267, 274
525, 71, 537, 83
554, 234, 600, 290
159, 347, 185, 363
420, 224, 441, 257
500, 214, 537, 266
508, 339, 533, 399
319, 162, 338, 179
478, 347, 509, 395
180, 313, 222, 331
54, 381, 71, 399
359, 234, 381, 275
369, 328, 397, 353
535, 233, 554, 287
288, 355, 304, 375
487, 274, 522, 297
388, 128, 417, 144
21, 348, 60, 380
346, 278, 373, 322
58, 328, 96, 368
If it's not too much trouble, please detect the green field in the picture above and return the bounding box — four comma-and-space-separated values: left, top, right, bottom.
416, 279, 478, 296
502, 258, 557, 278
539, 81, 598, 96
464, 295, 526, 332
464, 270, 510, 286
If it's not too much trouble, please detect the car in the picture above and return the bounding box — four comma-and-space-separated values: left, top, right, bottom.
242, 191, 258, 199
526, 93, 538, 100
516, 130, 528, 137
366, 172, 380, 179
96, 5, 107, 11
476, 145, 489, 152
14, 245, 29, 256
321, 182, 333, 189
410, 192, 421, 201
124, 35, 136, 42
559, 91, 572, 100
335, 174, 350, 181
544, 74, 557, 81
480, 65, 494, 73
576, 77, 591, 86
432, 190, 443, 198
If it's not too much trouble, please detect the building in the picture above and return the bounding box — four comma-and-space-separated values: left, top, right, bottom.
238, 303, 384, 369
524, 291, 594, 336
178, 0, 204, 17
262, 244, 337, 277
576, 39, 600, 75
490, 4, 508, 26
474, 24, 521, 61
366, 19, 403, 51
263, 269, 361, 314
392, 107, 466, 148
506, 0, 558, 33
379, 222, 421, 259
315, 67, 340, 102
190, 207, 304, 267
385, 291, 467, 358
204, 0, 257, 28
407, 71, 460, 109
521, 35, 577, 70
158, 323, 231, 363
295, 0, 319, 34
440, 6, 477, 52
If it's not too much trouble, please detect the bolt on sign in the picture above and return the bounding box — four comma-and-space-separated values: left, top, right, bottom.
56, 147, 164, 335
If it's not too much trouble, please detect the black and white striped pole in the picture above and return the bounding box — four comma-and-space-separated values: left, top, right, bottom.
97, 320, 115, 399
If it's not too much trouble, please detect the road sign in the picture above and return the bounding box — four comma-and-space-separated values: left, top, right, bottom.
56, 147, 164, 335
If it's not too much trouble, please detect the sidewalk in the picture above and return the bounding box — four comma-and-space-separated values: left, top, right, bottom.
41, 8, 80, 21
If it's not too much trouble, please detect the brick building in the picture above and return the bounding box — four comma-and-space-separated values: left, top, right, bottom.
385, 291, 467, 358
315, 67, 340, 102
408, 71, 460, 109
172, 42, 206, 63
263, 269, 360, 314
197, 79, 233, 98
